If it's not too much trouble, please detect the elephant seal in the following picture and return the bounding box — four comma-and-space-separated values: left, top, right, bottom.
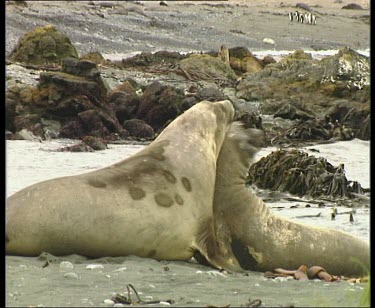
6, 100, 369, 276
203, 122, 369, 276
6, 100, 235, 260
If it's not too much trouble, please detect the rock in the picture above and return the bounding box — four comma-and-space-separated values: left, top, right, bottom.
235, 48, 369, 138
195, 87, 225, 102
8, 24, 78, 65
6, 57, 125, 140
82, 136, 108, 150
14, 128, 42, 142
262, 38, 275, 46
79, 51, 107, 66
121, 50, 186, 68
136, 81, 184, 132
85, 264, 104, 270
108, 90, 140, 123
60, 261, 74, 270
274, 103, 315, 121
296, 3, 312, 11
63, 272, 79, 279
259, 55, 276, 67
235, 109, 263, 130
112, 80, 137, 94
159, 1, 168, 6
179, 54, 238, 82
342, 3, 363, 10
323, 99, 370, 139
123, 119, 155, 139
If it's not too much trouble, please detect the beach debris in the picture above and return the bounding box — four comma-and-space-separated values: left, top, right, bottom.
86, 264, 104, 270
294, 212, 321, 219
112, 284, 174, 305
240, 298, 262, 307
264, 265, 366, 283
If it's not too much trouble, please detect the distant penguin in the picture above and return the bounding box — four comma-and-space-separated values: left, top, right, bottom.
289, 12, 294, 21
299, 13, 304, 23
311, 14, 317, 25
294, 10, 300, 22
305, 13, 311, 24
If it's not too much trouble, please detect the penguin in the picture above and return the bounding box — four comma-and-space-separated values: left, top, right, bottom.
306, 13, 312, 24
289, 12, 294, 21
294, 10, 300, 22
311, 14, 317, 25
299, 13, 304, 23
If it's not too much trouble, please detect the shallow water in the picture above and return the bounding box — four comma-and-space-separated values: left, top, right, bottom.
5, 139, 370, 307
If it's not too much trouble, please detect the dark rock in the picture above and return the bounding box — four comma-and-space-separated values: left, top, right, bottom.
13, 114, 41, 132
274, 103, 315, 121
108, 91, 140, 123
296, 3, 312, 11
342, 3, 363, 10
57, 143, 95, 152
82, 136, 108, 150
123, 119, 155, 139
7, 24, 78, 65
6, 57, 124, 140
236, 47, 369, 137
195, 87, 225, 102
121, 51, 187, 68
235, 110, 263, 129
79, 52, 107, 66
136, 81, 184, 132
59, 119, 85, 139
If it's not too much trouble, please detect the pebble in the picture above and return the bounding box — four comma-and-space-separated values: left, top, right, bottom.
60, 261, 74, 270
113, 267, 127, 272
63, 272, 79, 279
86, 264, 104, 270
262, 37, 275, 45
103, 299, 115, 305
159, 301, 172, 306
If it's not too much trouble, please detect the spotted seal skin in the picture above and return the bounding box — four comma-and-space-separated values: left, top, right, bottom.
6, 100, 235, 260
205, 122, 369, 276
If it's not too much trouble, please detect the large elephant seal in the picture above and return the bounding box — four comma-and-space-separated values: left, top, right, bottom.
6, 100, 369, 277
204, 122, 369, 276
6, 100, 235, 260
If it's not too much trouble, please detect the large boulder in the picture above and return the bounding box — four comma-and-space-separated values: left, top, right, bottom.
178, 54, 238, 82
8, 24, 78, 65
6, 57, 125, 140
136, 81, 185, 132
